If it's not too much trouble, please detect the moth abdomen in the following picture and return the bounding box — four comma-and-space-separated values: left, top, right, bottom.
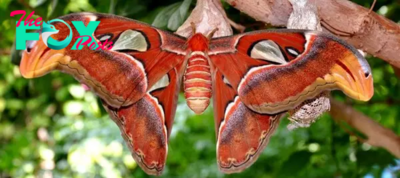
184, 51, 212, 114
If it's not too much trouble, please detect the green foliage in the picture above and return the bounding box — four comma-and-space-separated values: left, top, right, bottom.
152, 0, 192, 30
0, 0, 399, 177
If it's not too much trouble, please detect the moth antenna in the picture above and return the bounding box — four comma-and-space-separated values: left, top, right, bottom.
207, 28, 219, 39
190, 22, 196, 35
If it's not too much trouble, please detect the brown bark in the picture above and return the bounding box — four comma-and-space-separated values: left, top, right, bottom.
225, 0, 400, 68
227, 0, 292, 26
330, 99, 400, 158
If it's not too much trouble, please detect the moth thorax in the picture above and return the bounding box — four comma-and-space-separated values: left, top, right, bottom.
184, 52, 212, 114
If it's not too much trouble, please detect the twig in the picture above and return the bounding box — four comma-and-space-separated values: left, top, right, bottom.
330, 99, 400, 158
320, 20, 353, 37
0, 49, 11, 55
335, 117, 367, 142
227, 18, 245, 33
369, 0, 377, 13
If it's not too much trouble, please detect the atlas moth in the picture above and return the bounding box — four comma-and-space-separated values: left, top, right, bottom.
19, 12, 373, 175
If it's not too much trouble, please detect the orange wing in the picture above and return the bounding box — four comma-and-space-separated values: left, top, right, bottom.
212, 69, 283, 173
19, 12, 187, 175
103, 66, 181, 175
209, 30, 373, 173
20, 12, 187, 109
209, 30, 373, 114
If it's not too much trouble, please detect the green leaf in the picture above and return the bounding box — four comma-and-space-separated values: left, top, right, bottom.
29, 0, 47, 8
277, 151, 312, 177
168, 0, 192, 30
152, 3, 181, 29
152, 0, 192, 31
47, 0, 58, 17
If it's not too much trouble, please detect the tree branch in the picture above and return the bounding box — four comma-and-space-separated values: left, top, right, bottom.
225, 0, 400, 68
330, 99, 400, 158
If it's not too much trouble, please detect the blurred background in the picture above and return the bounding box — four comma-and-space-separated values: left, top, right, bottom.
0, 0, 400, 177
